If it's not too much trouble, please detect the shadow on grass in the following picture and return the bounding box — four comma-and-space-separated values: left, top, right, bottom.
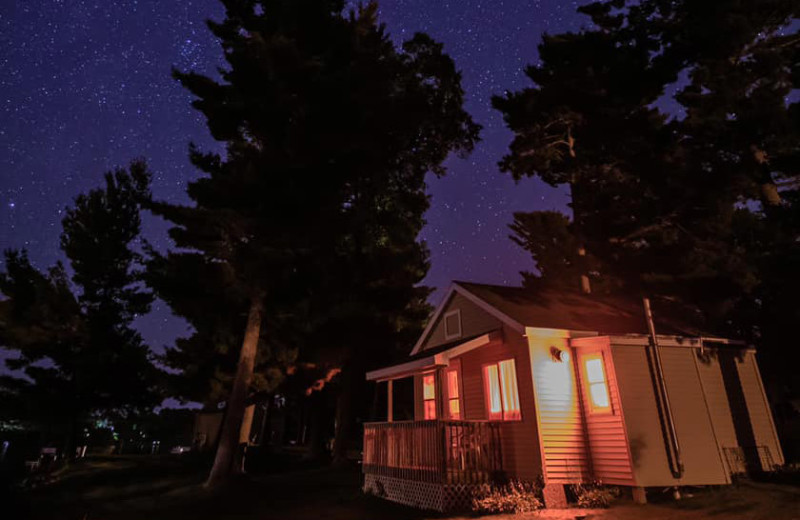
9, 454, 437, 520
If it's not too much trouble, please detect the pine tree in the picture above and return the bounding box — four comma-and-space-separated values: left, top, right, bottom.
496, 0, 799, 396
0, 160, 160, 453
154, 0, 478, 482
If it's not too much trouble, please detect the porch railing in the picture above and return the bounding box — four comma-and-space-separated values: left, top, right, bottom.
362, 420, 503, 485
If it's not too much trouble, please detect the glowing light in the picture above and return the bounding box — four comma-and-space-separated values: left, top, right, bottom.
584, 356, 611, 412
423, 373, 436, 419
484, 359, 521, 420
447, 370, 461, 419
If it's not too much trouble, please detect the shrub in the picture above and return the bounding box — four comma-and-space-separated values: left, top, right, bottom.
471, 480, 543, 514
570, 481, 620, 508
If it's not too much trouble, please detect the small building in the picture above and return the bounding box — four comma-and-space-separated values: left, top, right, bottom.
362, 281, 784, 511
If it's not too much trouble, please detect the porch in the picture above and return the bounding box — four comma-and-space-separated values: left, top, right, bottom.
362, 420, 504, 511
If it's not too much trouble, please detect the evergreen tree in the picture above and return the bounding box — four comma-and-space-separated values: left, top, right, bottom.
496, 0, 799, 396
0, 160, 160, 452
154, 0, 478, 482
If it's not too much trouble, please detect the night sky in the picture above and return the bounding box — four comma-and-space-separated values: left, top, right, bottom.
1, 1, 586, 355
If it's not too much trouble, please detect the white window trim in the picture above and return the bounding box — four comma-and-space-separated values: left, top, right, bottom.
443, 309, 462, 340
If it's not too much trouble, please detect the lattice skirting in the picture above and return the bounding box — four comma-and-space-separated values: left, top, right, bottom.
363, 474, 480, 512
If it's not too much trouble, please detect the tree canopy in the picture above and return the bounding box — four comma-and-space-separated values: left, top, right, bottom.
0, 160, 161, 448
496, 0, 799, 392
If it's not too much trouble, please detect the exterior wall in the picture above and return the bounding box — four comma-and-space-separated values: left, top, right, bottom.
611, 344, 729, 486
696, 349, 784, 471
449, 324, 543, 482
421, 292, 502, 352
571, 337, 635, 486
735, 351, 784, 466
527, 330, 591, 484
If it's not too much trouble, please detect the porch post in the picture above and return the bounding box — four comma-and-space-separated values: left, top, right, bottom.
387, 379, 393, 422
435, 367, 446, 419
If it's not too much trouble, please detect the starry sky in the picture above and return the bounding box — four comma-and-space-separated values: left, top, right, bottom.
0, 1, 588, 354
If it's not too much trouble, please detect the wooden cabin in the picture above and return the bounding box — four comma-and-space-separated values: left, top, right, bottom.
362, 281, 784, 511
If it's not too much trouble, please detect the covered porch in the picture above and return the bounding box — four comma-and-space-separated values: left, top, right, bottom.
362, 332, 506, 511
362, 420, 503, 511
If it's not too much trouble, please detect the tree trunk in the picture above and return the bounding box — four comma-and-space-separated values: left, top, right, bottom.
305, 390, 328, 461
332, 360, 364, 466
205, 295, 262, 488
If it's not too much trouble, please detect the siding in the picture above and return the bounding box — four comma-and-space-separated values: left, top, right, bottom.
572, 337, 635, 486
612, 344, 729, 486
421, 292, 502, 352
451, 324, 543, 482
734, 351, 784, 467
528, 331, 591, 483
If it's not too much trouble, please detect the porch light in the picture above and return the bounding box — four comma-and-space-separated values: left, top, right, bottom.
550, 346, 570, 363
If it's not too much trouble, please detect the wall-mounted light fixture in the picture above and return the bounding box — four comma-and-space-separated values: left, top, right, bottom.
550, 346, 570, 363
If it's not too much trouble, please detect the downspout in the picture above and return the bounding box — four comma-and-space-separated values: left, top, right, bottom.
643, 297, 684, 479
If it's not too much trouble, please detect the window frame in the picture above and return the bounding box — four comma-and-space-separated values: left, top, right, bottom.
443, 309, 462, 340
422, 372, 437, 420
581, 352, 613, 415
482, 358, 522, 421
446, 368, 462, 420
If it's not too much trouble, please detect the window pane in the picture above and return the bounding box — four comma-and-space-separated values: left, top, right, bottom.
499, 359, 521, 420
484, 365, 502, 419
424, 399, 436, 420
447, 370, 459, 398
449, 399, 460, 419
585, 358, 606, 384
423, 374, 435, 400
590, 382, 610, 409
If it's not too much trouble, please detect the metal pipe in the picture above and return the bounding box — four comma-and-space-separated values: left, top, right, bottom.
643, 297, 684, 479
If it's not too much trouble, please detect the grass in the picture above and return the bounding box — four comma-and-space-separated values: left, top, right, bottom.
4, 454, 800, 520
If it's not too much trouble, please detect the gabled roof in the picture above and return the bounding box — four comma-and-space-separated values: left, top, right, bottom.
410, 281, 703, 356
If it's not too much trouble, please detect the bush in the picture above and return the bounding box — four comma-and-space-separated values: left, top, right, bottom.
471, 480, 543, 514
570, 481, 620, 508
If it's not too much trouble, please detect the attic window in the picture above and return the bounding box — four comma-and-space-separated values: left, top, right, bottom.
444, 309, 462, 340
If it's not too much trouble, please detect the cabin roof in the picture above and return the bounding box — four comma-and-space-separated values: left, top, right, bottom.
452, 281, 701, 337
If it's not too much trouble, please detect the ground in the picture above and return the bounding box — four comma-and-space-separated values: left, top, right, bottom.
4, 455, 799, 520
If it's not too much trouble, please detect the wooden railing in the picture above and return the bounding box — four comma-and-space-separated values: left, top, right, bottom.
362, 420, 503, 485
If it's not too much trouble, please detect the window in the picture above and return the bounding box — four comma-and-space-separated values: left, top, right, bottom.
483, 359, 521, 420
447, 370, 461, 419
423, 373, 436, 419
444, 309, 462, 340
583, 354, 611, 413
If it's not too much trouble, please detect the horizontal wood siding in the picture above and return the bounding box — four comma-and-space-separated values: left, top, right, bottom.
529, 332, 590, 483
422, 292, 502, 352
453, 324, 542, 481
573, 337, 635, 486
612, 344, 728, 487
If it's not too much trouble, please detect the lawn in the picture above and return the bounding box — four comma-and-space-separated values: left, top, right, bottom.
4, 455, 800, 520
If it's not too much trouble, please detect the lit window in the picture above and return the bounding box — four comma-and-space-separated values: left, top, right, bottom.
423, 373, 436, 419
483, 359, 521, 420
447, 370, 461, 419
584, 355, 611, 413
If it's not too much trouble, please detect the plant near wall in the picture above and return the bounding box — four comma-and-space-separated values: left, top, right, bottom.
471, 480, 543, 514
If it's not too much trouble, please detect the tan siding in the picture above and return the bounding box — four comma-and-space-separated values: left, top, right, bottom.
421, 292, 502, 351
528, 332, 591, 484
452, 324, 542, 481
695, 351, 740, 475
737, 351, 784, 466
573, 337, 636, 486
612, 345, 728, 487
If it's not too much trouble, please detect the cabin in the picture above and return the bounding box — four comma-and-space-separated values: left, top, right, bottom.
362, 281, 784, 511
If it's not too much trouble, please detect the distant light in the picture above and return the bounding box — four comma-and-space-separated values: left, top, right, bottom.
8, 202, 15, 208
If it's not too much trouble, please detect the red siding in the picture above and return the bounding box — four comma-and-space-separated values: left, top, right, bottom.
572, 337, 636, 486
451, 324, 543, 481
